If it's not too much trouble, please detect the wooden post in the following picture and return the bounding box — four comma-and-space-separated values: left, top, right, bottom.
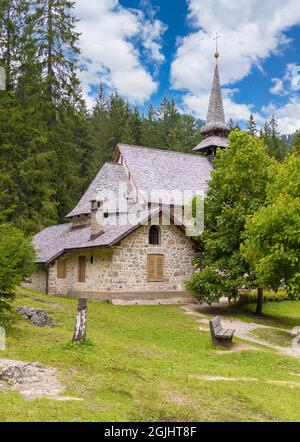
72, 299, 87, 342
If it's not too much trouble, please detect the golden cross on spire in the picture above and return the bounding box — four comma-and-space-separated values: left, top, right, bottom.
213, 33, 221, 59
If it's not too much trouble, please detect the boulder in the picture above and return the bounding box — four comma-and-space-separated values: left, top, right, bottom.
291, 326, 300, 337
17, 307, 53, 327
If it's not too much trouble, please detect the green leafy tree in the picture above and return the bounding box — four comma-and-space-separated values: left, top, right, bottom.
0, 222, 35, 324
243, 153, 300, 299
187, 130, 271, 314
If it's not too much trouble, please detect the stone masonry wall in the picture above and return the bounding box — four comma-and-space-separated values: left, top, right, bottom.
22, 268, 47, 293
27, 223, 196, 298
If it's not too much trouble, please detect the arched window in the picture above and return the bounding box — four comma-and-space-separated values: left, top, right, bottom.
149, 226, 161, 245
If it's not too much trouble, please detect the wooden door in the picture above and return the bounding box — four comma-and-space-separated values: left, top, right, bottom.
78, 256, 86, 283
147, 255, 164, 282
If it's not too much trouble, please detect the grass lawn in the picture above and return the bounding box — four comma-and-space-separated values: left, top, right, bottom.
0, 288, 300, 422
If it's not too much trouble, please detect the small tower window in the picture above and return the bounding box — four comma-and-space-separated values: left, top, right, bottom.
149, 226, 161, 245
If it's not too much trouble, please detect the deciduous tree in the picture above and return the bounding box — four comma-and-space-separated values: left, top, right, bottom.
243, 153, 300, 299
187, 131, 271, 314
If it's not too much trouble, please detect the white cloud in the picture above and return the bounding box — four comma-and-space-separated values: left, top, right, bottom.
171, 0, 300, 124
270, 78, 286, 96
266, 63, 300, 133
75, 0, 166, 106
271, 63, 300, 95
263, 97, 300, 134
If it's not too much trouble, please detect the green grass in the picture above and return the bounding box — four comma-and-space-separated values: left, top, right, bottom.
0, 288, 300, 422
250, 329, 293, 347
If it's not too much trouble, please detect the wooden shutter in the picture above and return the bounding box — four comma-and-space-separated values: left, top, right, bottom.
78, 256, 86, 283
148, 255, 164, 282
57, 260, 67, 279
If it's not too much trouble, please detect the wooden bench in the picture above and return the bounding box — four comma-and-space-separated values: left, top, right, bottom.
209, 316, 235, 347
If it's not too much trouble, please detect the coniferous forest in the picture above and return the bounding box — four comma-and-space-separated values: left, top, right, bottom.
0, 1, 300, 422
0, 0, 298, 237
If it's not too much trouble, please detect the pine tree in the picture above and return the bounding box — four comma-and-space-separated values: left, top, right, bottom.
106, 92, 130, 156
122, 107, 142, 146
181, 115, 202, 152
228, 118, 240, 131
89, 85, 110, 171
32, 0, 85, 222
247, 114, 257, 136
34, 0, 80, 105
261, 116, 287, 161
291, 130, 300, 155
0, 0, 30, 90
141, 104, 159, 147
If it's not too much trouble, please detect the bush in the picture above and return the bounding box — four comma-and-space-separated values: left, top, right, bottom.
186, 267, 238, 305
0, 223, 35, 325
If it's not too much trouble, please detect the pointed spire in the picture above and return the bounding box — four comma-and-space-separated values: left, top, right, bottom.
201, 59, 229, 134
194, 48, 230, 154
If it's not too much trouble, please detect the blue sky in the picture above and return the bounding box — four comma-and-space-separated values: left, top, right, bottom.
75, 0, 300, 134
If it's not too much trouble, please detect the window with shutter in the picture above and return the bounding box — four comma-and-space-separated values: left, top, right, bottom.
148, 255, 164, 282
57, 260, 67, 279
78, 256, 86, 283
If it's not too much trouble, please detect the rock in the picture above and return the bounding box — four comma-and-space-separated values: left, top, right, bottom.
291, 327, 300, 336
0, 364, 27, 383
17, 307, 53, 327
0, 359, 70, 400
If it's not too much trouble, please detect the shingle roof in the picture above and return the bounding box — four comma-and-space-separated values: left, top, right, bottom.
200, 63, 229, 134
67, 163, 129, 218
34, 207, 160, 264
194, 135, 229, 151
116, 144, 213, 204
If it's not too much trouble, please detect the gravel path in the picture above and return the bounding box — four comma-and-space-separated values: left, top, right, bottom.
181, 304, 300, 359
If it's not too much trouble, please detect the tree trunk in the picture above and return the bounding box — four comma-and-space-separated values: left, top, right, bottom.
72, 299, 87, 342
255, 288, 264, 316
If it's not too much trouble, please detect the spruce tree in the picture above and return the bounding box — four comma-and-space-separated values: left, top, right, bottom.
0, 0, 30, 90
33, 0, 84, 222
261, 116, 287, 161
291, 130, 300, 155
122, 107, 142, 146
141, 104, 159, 148
247, 114, 257, 136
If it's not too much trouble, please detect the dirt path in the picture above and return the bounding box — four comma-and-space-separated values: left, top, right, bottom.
191, 375, 300, 388
0, 359, 81, 401
181, 304, 300, 359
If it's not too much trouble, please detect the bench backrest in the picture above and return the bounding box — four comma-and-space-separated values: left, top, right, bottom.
210, 316, 222, 336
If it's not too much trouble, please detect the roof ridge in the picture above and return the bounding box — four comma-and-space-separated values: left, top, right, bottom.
118, 143, 208, 159
42, 222, 72, 231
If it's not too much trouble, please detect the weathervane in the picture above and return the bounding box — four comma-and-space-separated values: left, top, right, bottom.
213, 33, 221, 60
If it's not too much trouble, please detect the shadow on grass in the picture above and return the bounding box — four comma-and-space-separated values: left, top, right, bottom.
196, 303, 300, 330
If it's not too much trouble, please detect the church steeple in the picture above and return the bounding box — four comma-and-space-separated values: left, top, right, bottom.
194, 44, 230, 155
